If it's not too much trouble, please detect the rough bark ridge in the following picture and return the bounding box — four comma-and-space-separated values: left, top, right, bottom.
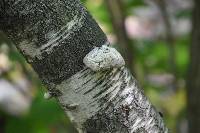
187, 0, 200, 132
0, 0, 168, 132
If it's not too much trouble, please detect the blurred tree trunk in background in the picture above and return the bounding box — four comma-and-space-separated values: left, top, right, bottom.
154, 0, 177, 90
0, 113, 5, 133
105, 0, 135, 75
187, 0, 200, 132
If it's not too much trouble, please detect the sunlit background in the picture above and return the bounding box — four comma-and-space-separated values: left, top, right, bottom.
0, 0, 193, 133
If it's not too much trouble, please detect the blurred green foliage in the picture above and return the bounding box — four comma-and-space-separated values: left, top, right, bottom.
5, 88, 69, 133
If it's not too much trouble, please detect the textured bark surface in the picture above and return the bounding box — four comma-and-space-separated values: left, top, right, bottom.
187, 0, 200, 132
0, 0, 107, 85
0, 0, 168, 132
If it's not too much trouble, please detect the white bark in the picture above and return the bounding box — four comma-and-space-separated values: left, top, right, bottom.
0, 0, 168, 132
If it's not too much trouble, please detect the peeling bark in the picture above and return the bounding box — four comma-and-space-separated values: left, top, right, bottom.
0, 0, 168, 132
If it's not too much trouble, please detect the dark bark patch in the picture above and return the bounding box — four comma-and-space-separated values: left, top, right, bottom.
83, 109, 129, 133
0, 0, 107, 85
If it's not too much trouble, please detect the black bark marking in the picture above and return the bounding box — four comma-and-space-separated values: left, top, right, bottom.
84, 109, 129, 133
0, 0, 107, 85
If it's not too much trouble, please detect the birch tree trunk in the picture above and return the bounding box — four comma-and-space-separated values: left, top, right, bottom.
0, 0, 167, 132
